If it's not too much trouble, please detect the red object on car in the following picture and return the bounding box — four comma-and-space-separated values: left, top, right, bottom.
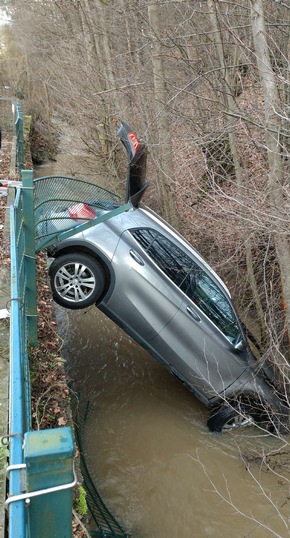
68, 203, 96, 221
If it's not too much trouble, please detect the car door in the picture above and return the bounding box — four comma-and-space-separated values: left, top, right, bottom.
104, 228, 186, 341
151, 264, 248, 399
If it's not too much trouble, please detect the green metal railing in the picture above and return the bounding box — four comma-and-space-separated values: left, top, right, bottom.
8, 185, 30, 538
33, 175, 131, 251
7, 100, 76, 537
14, 100, 24, 172
9, 170, 75, 538
0, 97, 24, 174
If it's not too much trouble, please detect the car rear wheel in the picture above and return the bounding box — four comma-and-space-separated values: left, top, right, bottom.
49, 253, 106, 309
207, 403, 258, 432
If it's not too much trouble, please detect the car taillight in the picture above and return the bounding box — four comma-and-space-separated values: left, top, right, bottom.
68, 203, 96, 221
128, 132, 140, 152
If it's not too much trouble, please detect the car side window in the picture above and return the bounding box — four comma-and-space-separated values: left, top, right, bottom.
186, 267, 241, 344
130, 228, 241, 344
130, 228, 192, 290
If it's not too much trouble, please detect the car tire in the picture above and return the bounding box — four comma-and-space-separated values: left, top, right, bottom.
49, 253, 106, 309
207, 403, 258, 432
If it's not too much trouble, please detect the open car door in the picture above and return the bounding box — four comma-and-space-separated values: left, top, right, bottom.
118, 121, 149, 207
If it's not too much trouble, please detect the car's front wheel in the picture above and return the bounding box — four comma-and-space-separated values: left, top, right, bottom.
49, 252, 106, 309
207, 403, 258, 433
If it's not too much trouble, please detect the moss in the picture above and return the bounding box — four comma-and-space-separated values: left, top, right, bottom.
74, 485, 88, 516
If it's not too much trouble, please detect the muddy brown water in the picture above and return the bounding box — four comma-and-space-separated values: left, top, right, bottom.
35, 158, 290, 537
58, 307, 290, 538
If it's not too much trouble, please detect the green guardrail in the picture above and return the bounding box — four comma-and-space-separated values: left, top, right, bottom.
6, 99, 76, 538
0, 97, 24, 175
33, 175, 131, 252
8, 170, 75, 538
14, 101, 24, 172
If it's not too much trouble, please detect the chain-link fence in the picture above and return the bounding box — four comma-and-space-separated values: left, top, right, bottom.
33, 175, 120, 249
0, 97, 24, 172
33, 175, 132, 252
71, 392, 132, 538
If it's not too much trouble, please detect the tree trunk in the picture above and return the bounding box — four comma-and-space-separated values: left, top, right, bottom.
251, 0, 290, 344
208, 0, 268, 342
148, 1, 179, 227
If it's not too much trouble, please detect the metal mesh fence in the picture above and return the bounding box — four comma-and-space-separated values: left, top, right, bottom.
71, 392, 132, 538
11, 187, 31, 430
9, 186, 33, 538
33, 176, 121, 250
0, 97, 24, 173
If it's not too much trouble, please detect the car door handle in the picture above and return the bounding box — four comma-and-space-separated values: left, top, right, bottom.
186, 306, 201, 322
129, 249, 145, 266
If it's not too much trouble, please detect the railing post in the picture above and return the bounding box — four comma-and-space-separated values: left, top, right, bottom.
21, 169, 38, 347
16, 101, 24, 173
24, 428, 75, 538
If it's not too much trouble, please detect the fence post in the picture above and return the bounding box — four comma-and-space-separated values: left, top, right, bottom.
24, 427, 75, 538
16, 101, 24, 173
21, 169, 38, 347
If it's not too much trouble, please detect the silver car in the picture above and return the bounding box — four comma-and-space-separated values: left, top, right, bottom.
44, 122, 288, 433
